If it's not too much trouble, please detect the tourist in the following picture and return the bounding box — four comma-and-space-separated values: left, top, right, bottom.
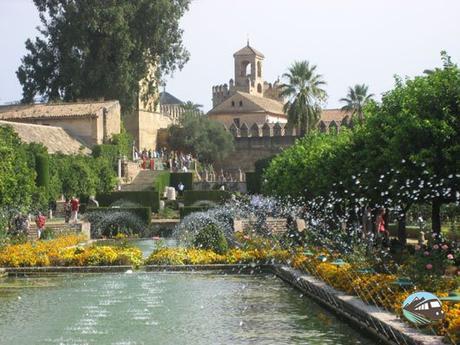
70, 196, 80, 223
35, 212, 46, 239
64, 199, 72, 223
150, 157, 155, 170
177, 181, 185, 196
375, 207, 389, 246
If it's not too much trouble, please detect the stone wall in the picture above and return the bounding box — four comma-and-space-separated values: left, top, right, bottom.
233, 218, 288, 235
216, 135, 296, 172
124, 110, 172, 151
27, 222, 91, 241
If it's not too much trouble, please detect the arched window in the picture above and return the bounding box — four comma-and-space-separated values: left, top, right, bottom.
257, 83, 262, 93
241, 61, 251, 77
257, 61, 262, 77
231, 101, 235, 107
239, 100, 243, 107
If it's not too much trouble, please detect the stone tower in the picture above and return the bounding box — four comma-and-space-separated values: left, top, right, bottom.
233, 41, 265, 96
212, 42, 269, 107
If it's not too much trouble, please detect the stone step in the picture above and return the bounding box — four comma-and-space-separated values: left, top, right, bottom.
120, 170, 162, 192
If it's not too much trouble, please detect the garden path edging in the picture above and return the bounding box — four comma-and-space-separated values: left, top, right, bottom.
144, 264, 271, 273
272, 265, 445, 345
4, 266, 133, 276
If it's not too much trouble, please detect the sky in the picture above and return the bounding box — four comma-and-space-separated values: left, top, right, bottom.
1, 0, 460, 112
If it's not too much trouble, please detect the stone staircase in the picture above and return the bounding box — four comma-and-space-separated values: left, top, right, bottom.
120, 170, 161, 191
27, 222, 90, 240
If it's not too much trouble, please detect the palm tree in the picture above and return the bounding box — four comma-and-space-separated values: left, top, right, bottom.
181, 101, 203, 115
280, 61, 327, 136
339, 84, 374, 124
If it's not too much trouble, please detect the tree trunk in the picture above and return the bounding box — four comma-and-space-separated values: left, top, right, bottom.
397, 214, 407, 246
431, 199, 442, 234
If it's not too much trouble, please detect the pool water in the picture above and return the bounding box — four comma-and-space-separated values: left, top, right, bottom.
0, 273, 377, 345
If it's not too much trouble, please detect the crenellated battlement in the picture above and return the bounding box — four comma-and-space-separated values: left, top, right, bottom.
224, 119, 350, 139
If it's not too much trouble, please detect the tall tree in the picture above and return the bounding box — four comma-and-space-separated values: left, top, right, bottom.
340, 84, 374, 124
16, 0, 190, 113
280, 61, 327, 136
167, 112, 234, 164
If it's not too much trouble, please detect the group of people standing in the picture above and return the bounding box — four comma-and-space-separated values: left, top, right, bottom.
63, 197, 80, 224
134, 147, 195, 173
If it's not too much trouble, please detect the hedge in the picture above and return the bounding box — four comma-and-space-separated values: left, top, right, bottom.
246, 172, 257, 194
246, 156, 274, 194
154, 171, 170, 194
180, 206, 210, 219
170, 172, 193, 191
35, 154, 50, 190
96, 191, 160, 212
86, 206, 152, 224
183, 190, 232, 206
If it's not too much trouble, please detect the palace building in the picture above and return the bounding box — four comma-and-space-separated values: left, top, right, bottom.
208, 42, 350, 133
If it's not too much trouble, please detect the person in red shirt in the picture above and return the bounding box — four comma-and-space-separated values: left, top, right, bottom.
35, 212, 46, 239
70, 196, 80, 224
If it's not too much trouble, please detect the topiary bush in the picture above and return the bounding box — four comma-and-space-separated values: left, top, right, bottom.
85, 210, 147, 238
193, 224, 228, 254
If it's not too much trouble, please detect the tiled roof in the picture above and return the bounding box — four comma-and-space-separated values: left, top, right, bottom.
239, 92, 284, 114
320, 109, 351, 123
208, 91, 285, 116
0, 100, 119, 120
0, 121, 91, 155
233, 44, 265, 58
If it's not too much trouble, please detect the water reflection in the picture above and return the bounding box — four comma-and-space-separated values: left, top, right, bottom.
0, 273, 375, 345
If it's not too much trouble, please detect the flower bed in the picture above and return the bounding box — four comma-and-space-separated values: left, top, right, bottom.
0, 235, 142, 268
290, 253, 460, 343
145, 247, 291, 266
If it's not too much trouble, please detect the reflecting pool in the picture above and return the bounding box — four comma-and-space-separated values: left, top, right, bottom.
0, 273, 377, 345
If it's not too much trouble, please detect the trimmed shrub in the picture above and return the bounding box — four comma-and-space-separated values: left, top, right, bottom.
246, 156, 274, 194
97, 191, 160, 212
35, 154, 50, 190
170, 172, 193, 191
86, 206, 151, 224
85, 209, 148, 238
183, 190, 231, 206
154, 171, 170, 194
246, 172, 257, 194
193, 224, 228, 254
180, 206, 209, 219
